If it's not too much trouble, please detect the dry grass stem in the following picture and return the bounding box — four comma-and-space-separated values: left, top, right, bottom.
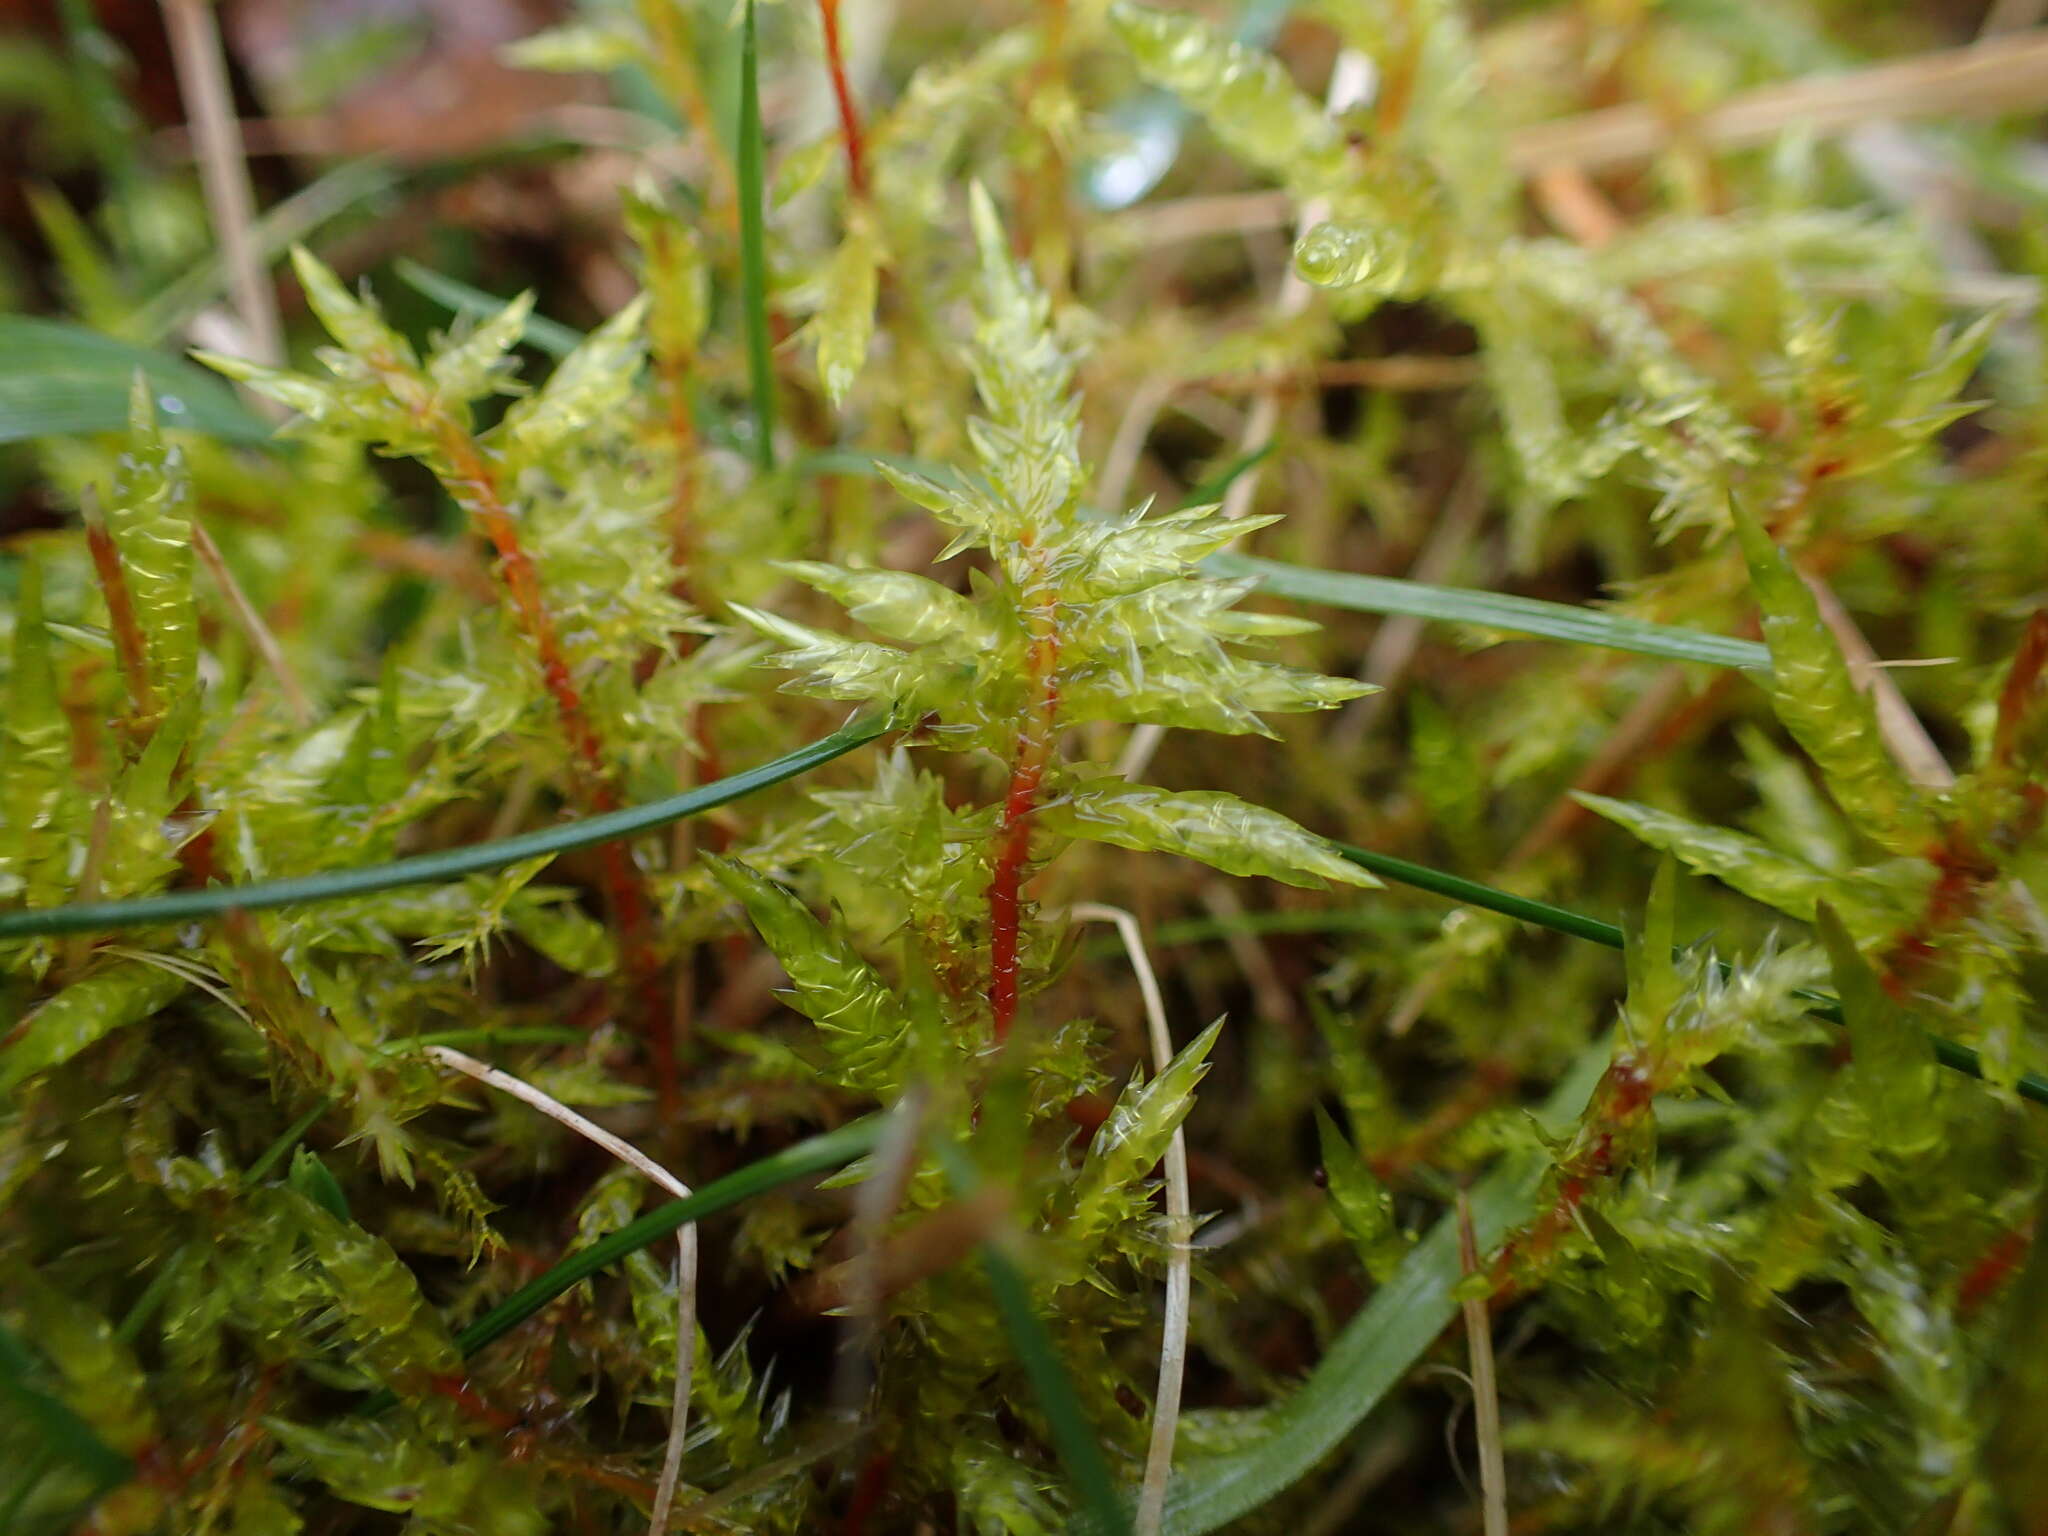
425, 1046, 698, 1535
1115, 33, 2048, 250
1511, 32, 2048, 174
1069, 902, 1190, 1536
160, 0, 282, 367
1456, 1193, 1508, 1536
1332, 460, 1493, 749
190, 520, 312, 726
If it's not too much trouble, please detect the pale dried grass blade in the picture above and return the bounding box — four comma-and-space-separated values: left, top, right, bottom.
425, 1046, 698, 1534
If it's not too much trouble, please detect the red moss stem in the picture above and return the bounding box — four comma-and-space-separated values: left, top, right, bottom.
986, 565, 1061, 1043
82, 496, 155, 722
430, 420, 677, 1109
817, 0, 869, 198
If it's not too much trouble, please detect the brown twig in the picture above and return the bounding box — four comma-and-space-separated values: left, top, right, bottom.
160, 0, 282, 367
190, 519, 312, 727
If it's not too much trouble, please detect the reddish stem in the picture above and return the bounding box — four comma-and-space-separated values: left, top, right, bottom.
986, 571, 1061, 1043
817, 0, 869, 198
83, 508, 155, 722
430, 419, 677, 1109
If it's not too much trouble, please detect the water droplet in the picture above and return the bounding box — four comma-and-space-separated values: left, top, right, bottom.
157, 394, 188, 416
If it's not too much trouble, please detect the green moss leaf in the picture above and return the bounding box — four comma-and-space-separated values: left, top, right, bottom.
1732, 503, 1934, 854
1041, 783, 1377, 890
705, 855, 911, 1091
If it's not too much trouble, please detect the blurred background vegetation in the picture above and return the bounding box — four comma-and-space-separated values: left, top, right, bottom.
5, 0, 2048, 1532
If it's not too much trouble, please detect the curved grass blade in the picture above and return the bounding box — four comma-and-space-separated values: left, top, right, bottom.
1108, 1044, 1610, 1535
0, 715, 885, 939
0, 318, 271, 445
394, 258, 586, 360
452, 1117, 882, 1357
934, 1140, 1132, 1536
1208, 553, 1772, 673
0, 1320, 133, 1532
1332, 841, 2048, 1108
736, 0, 775, 472
350, 1118, 884, 1419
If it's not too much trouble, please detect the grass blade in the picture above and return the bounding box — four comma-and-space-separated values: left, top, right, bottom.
348, 1117, 884, 1422
455, 1117, 880, 1355
0, 318, 271, 444
1332, 841, 2048, 1108
980, 1242, 1135, 1536
1208, 553, 1772, 673
135, 158, 403, 346
934, 1141, 1132, 1536
394, 258, 587, 359
737, 0, 776, 472
0, 715, 885, 939
0, 1321, 133, 1530
1126, 1045, 1610, 1535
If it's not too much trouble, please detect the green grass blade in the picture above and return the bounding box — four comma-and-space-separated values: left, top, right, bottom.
0, 1321, 133, 1527
1132, 1044, 1610, 1535
0, 318, 272, 445
134, 159, 403, 345
1332, 841, 2048, 1108
393, 258, 587, 359
1208, 553, 1772, 673
453, 1118, 883, 1357
980, 1242, 1134, 1536
736, 0, 776, 472
351, 1116, 885, 1416
934, 1141, 1132, 1536
0, 715, 885, 939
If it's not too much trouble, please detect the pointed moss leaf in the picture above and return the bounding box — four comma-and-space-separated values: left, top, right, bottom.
777, 562, 991, 648
816, 216, 881, 408
1577, 793, 1839, 922
1621, 858, 1682, 1046
499, 296, 649, 460
955, 1442, 1064, 1534
964, 183, 1083, 538
426, 289, 534, 401
287, 1147, 352, 1223
1041, 784, 1378, 891
191, 350, 349, 424
1732, 503, 1932, 853
875, 457, 965, 515
501, 19, 646, 72
1068, 1018, 1223, 1252
106, 377, 198, 702
0, 960, 186, 1095
1081, 512, 1269, 593
4, 557, 72, 897
1817, 905, 1939, 1156
506, 893, 618, 977
292, 1190, 463, 1398
288, 245, 414, 369
624, 192, 709, 360
1314, 1106, 1405, 1282
705, 855, 910, 1091
1109, 3, 1346, 194
731, 602, 939, 709
266, 1418, 545, 1530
